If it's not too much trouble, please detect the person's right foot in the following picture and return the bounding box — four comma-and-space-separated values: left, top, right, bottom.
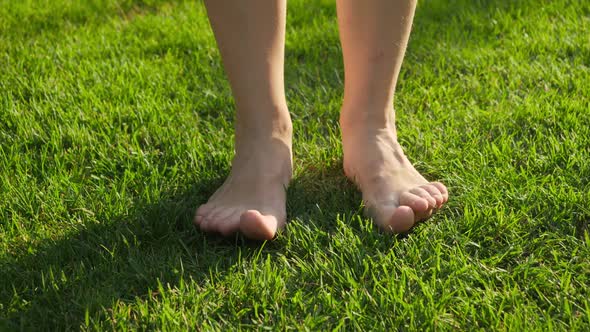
194, 116, 292, 241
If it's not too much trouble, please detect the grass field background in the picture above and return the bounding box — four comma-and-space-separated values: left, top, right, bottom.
1, 0, 589, 329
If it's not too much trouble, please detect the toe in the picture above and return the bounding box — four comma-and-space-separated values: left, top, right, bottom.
431, 182, 449, 204
368, 203, 415, 233
196, 203, 214, 218
420, 184, 444, 208
206, 207, 228, 223
199, 217, 212, 232
399, 191, 430, 212
409, 187, 437, 209
199, 207, 240, 234
414, 208, 433, 222
387, 206, 416, 233
198, 209, 222, 232
239, 210, 281, 241
209, 208, 238, 232
217, 211, 242, 236
195, 204, 215, 229
193, 214, 204, 226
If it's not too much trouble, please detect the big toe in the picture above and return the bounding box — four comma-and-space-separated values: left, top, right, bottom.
239, 210, 281, 241
370, 204, 416, 233
389, 206, 416, 232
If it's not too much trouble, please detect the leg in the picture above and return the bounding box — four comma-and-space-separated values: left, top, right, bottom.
194, 0, 292, 240
336, 0, 448, 233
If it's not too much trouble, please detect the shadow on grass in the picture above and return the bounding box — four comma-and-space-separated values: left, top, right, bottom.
0, 176, 227, 329
0, 159, 368, 329
288, 160, 359, 224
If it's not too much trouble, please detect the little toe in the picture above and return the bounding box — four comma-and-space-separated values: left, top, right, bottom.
409, 187, 437, 209
399, 191, 430, 212
431, 182, 449, 204
239, 210, 280, 241
420, 184, 444, 208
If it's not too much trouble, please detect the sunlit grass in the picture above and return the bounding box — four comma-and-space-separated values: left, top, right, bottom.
1, 0, 589, 330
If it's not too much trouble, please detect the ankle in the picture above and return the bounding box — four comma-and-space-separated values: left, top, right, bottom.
339, 105, 395, 134
340, 114, 397, 141
235, 106, 292, 140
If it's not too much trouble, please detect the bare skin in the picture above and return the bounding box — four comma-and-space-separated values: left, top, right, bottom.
194, 0, 292, 240
195, 132, 292, 240
337, 0, 448, 232
341, 121, 448, 232
196, 0, 449, 239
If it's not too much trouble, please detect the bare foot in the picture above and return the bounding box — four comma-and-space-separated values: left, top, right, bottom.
194, 122, 292, 240
341, 117, 448, 233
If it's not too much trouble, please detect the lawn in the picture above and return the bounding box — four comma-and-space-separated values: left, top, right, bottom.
1, 0, 589, 330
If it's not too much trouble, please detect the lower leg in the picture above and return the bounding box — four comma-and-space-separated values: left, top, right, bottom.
195, 0, 292, 240
336, 0, 448, 232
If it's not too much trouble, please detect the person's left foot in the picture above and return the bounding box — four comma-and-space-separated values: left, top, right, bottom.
341, 115, 448, 233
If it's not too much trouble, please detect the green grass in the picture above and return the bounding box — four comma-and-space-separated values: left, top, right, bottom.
1, 0, 589, 330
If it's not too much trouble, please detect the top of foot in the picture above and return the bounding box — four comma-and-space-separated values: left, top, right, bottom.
194, 134, 292, 241
341, 122, 448, 233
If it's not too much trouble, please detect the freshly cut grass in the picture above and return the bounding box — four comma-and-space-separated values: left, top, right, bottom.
1, 0, 589, 330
